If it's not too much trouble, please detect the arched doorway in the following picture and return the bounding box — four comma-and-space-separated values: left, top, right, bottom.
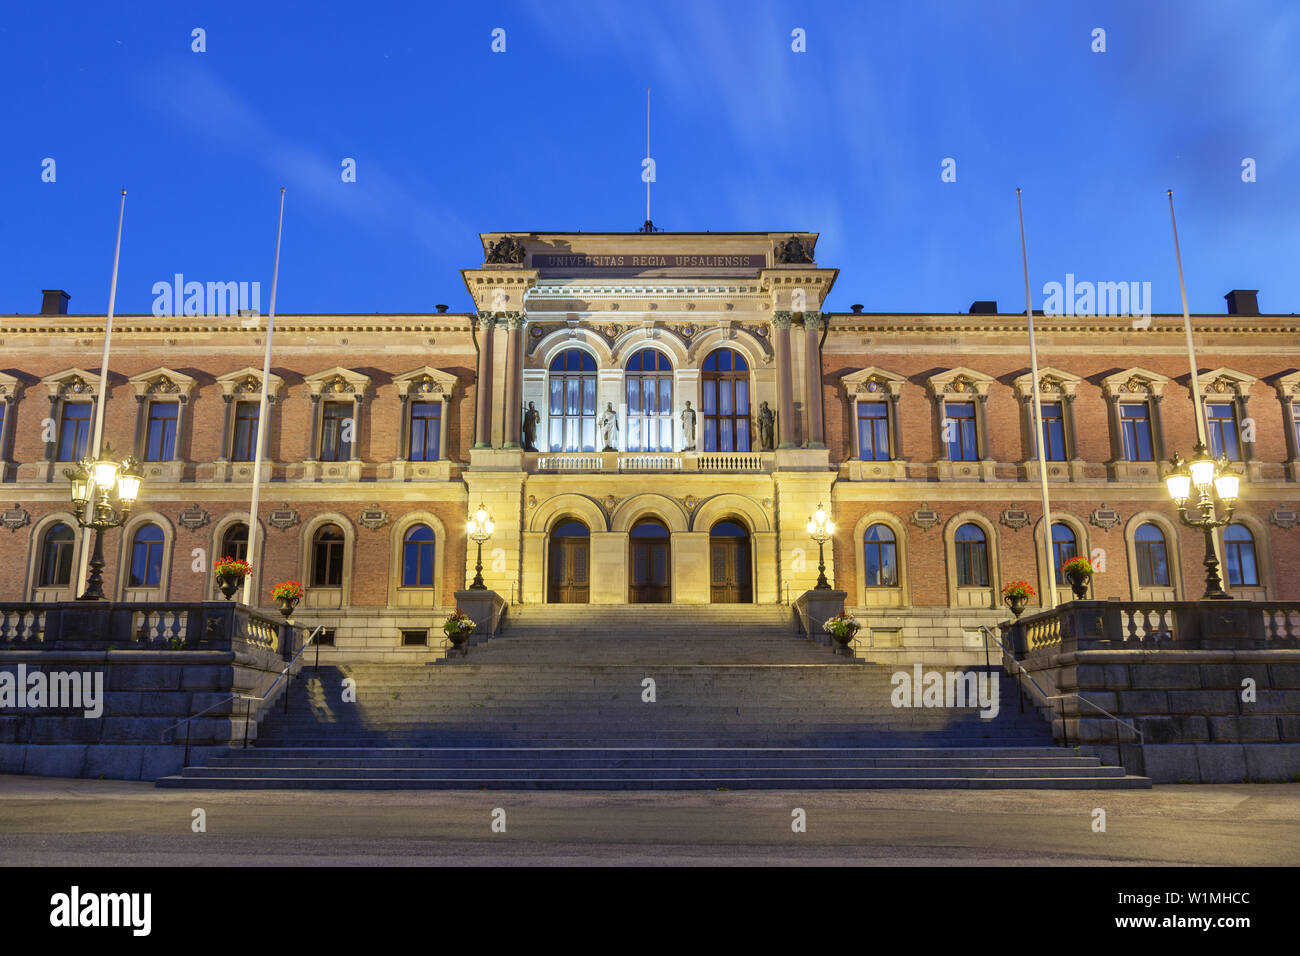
629, 518, 671, 603
548, 519, 590, 603
709, 520, 752, 603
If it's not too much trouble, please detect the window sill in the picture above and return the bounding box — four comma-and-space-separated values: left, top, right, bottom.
303, 460, 363, 482
391, 459, 451, 481
1017, 459, 1086, 482
936, 460, 997, 482
845, 459, 907, 481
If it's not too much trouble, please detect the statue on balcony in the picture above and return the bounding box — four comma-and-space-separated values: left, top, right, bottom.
758, 401, 775, 450
599, 402, 619, 451
680, 401, 696, 450
522, 402, 539, 452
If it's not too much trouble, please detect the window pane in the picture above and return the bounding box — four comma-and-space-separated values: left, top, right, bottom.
735, 379, 749, 415
627, 378, 641, 413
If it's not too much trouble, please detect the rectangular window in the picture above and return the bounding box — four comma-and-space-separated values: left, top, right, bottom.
956, 541, 989, 587
856, 403, 891, 461
400, 628, 429, 647
144, 402, 179, 461
1035, 402, 1066, 461
408, 402, 441, 461
232, 402, 260, 461
57, 403, 92, 461
945, 402, 978, 461
1119, 403, 1153, 461
1206, 403, 1240, 460
320, 401, 352, 461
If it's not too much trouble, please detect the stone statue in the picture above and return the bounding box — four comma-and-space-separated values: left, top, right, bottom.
775, 236, 815, 264
680, 401, 697, 450
522, 401, 539, 452
758, 401, 776, 450
599, 402, 619, 451
484, 235, 526, 264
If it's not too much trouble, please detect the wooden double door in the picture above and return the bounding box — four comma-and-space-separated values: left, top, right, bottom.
710, 535, 753, 603
629, 537, 671, 603
548, 535, 590, 604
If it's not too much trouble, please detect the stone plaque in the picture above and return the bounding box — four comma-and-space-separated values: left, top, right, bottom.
268, 504, 300, 531
911, 504, 941, 530
1271, 507, 1298, 529
178, 504, 210, 531
2, 504, 29, 532
1000, 507, 1031, 530
1090, 505, 1121, 530
358, 504, 389, 531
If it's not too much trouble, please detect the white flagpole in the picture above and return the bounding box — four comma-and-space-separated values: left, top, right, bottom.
1017, 189, 1059, 609
1167, 190, 1208, 446
645, 87, 651, 225
76, 189, 127, 593
241, 188, 286, 606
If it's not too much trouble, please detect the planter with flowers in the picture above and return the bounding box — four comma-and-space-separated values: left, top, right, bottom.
442, 609, 475, 654
272, 580, 304, 618
822, 612, 860, 654
1060, 556, 1094, 600
213, 557, 252, 601
1000, 580, 1036, 619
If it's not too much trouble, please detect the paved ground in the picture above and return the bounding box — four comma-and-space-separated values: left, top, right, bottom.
1, 774, 1297, 866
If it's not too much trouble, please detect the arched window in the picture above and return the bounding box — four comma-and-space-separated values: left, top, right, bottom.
128, 524, 165, 588
1135, 523, 1170, 587
312, 524, 345, 587
1224, 524, 1259, 587
1052, 523, 1078, 585
402, 524, 436, 587
625, 349, 673, 452
702, 349, 750, 452
862, 524, 898, 587
954, 523, 988, 588
220, 523, 249, 563
548, 349, 597, 452
38, 523, 75, 587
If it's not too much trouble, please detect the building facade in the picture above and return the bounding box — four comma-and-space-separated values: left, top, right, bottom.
2, 232, 1297, 663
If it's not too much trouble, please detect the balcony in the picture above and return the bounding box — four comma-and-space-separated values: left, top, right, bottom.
533, 451, 771, 474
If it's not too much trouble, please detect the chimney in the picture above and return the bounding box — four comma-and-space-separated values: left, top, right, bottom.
1224, 289, 1259, 315
41, 289, 70, 315
969, 300, 998, 314
850, 304, 864, 314
435, 304, 449, 314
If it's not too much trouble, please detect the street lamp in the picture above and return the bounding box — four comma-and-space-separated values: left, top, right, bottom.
806, 502, 836, 591
1164, 442, 1240, 600
64, 444, 143, 601
466, 502, 495, 590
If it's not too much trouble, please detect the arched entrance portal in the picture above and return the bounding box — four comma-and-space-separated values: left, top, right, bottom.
629, 518, 671, 603
709, 520, 752, 603
547, 519, 590, 603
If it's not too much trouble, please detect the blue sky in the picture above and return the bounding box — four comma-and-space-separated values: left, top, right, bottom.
2, 0, 1297, 316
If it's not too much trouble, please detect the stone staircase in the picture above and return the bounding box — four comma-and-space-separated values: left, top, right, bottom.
157, 605, 1150, 789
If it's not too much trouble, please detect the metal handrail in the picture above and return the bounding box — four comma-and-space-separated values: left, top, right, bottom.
160, 625, 325, 764
977, 625, 1143, 750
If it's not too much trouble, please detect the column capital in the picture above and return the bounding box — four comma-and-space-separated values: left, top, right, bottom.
802, 310, 827, 330
504, 311, 527, 330
476, 310, 498, 330
772, 311, 794, 330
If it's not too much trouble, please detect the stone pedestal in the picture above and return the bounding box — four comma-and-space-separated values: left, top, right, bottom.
794, 588, 848, 650
453, 589, 508, 644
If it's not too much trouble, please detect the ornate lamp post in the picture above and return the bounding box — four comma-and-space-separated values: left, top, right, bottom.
466, 502, 495, 590
64, 444, 143, 601
1164, 443, 1240, 600
806, 502, 836, 591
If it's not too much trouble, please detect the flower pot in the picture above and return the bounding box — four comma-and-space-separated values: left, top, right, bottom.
1065, 569, 1090, 600
216, 571, 245, 601
1004, 593, 1029, 618
830, 623, 859, 654
276, 595, 300, 619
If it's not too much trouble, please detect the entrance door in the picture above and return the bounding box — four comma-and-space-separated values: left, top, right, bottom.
629, 519, 670, 603
547, 520, 590, 603
709, 520, 752, 603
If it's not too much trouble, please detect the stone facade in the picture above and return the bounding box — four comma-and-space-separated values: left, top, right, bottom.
2, 231, 1298, 665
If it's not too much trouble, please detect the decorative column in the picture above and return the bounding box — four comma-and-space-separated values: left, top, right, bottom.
133, 395, 148, 459
501, 312, 526, 449
44, 395, 59, 462
474, 311, 496, 449
218, 394, 234, 459
802, 311, 826, 448
173, 396, 188, 462
772, 311, 796, 449
307, 394, 323, 459
349, 394, 363, 462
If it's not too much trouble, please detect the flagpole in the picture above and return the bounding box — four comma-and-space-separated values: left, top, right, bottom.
1017, 188, 1059, 609
1167, 190, 1207, 446
645, 87, 651, 224
76, 189, 127, 592
241, 188, 286, 606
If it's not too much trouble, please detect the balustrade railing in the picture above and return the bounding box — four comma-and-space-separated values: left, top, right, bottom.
533, 451, 770, 474
1004, 598, 1300, 656
696, 452, 764, 472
